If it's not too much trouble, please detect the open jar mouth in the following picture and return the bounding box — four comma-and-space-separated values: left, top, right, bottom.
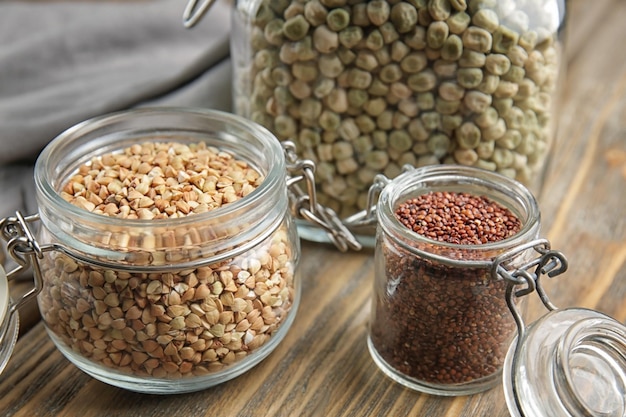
33, 107, 288, 268
505, 308, 626, 417
377, 165, 541, 261
555, 315, 626, 416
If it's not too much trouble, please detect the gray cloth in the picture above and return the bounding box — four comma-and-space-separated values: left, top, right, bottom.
0, 0, 232, 222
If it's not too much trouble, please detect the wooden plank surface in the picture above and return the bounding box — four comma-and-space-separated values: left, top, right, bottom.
2, 0, 625, 416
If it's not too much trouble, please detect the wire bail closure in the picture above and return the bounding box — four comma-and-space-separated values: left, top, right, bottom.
0, 213, 53, 315
492, 239, 569, 417
491, 239, 569, 344
283, 141, 362, 252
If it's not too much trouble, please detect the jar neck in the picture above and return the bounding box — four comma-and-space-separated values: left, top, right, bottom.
34, 108, 288, 269
377, 165, 541, 265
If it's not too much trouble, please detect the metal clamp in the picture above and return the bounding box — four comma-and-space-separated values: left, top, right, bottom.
492, 239, 568, 325
492, 239, 569, 417
0, 212, 53, 314
283, 142, 362, 252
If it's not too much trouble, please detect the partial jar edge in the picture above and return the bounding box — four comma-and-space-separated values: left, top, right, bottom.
0, 265, 8, 326
0, 265, 20, 375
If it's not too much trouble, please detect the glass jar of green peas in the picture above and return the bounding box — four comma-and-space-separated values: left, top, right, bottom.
186, 0, 567, 247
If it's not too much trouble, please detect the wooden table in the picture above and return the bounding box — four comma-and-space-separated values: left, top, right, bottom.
2, 0, 625, 415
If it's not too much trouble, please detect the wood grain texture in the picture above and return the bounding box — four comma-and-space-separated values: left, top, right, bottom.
2, 0, 625, 415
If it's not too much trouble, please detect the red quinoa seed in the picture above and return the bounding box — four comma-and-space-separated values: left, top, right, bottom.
394, 191, 522, 245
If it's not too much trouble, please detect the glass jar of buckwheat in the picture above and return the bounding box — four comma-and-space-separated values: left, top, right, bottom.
0, 108, 302, 393
221, 0, 566, 245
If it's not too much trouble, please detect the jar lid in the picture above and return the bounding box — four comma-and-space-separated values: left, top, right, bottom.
504, 308, 626, 417
0, 265, 20, 375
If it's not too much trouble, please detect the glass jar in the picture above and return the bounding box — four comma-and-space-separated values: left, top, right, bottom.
213, 0, 567, 245
364, 164, 626, 411
503, 308, 626, 417
367, 165, 540, 395
0, 108, 302, 394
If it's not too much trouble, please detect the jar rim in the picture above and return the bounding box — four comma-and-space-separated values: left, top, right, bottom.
33, 107, 288, 267
377, 165, 541, 256
35, 107, 285, 230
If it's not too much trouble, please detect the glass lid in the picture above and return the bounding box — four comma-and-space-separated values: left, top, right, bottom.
504, 307, 626, 417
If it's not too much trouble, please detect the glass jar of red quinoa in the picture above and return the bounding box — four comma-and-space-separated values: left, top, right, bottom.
363, 166, 626, 410
368, 164, 541, 395
0, 108, 303, 393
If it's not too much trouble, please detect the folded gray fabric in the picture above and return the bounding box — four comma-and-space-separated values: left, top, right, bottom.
0, 0, 232, 166
0, 0, 232, 226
